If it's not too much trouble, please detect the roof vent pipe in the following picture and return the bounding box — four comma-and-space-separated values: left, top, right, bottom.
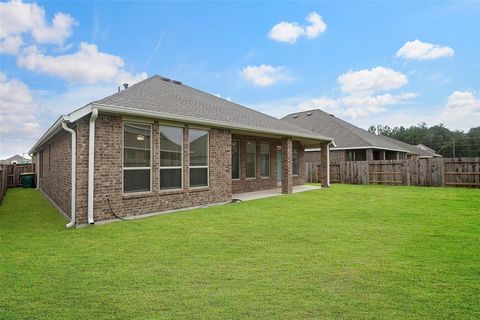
62, 121, 77, 228
307, 112, 312, 116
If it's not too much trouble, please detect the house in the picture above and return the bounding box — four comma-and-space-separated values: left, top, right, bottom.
0, 155, 31, 165
29, 75, 333, 227
282, 109, 441, 168
379, 136, 442, 159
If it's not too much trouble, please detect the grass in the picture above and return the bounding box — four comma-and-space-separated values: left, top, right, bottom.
0, 185, 479, 319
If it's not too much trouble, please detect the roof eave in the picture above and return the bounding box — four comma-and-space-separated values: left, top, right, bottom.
92, 103, 334, 142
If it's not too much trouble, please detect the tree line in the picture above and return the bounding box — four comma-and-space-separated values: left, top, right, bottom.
368, 123, 480, 158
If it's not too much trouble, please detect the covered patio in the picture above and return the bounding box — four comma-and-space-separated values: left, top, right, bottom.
232, 184, 322, 202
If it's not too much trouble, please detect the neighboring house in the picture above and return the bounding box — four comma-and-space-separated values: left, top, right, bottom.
0, 155, 31, 165
282, 109, 412, 164
380, 136, 442, 159
282, 109, 442, 167
30, 75, 333, 227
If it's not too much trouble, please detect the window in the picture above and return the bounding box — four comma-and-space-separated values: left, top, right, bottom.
292, 145, 299, 176
232, 140, 240, 179
123, 123, 151, 193
160, 125, 183, 190
260, 143, 270, 177
246, 141, 256, 178
189, 129, 208, 187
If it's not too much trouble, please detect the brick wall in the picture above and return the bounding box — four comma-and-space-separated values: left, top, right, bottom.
231, 134, 305, 194
37, 130, 72, 217
74, 114, 232, 224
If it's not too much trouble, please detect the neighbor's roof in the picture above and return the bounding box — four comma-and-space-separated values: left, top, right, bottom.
282, 109, 410, 152
380, 136, 442, 158
30, 75, 332, 153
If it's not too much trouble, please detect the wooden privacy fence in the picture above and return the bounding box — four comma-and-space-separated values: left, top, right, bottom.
5, 163, 35, 187
0, 163, 36, 204
306, 158, 480, 188
0, 165, 7, 204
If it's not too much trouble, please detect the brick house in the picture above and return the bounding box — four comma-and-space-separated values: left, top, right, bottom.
30, 75, 333, 227
282, 109, 441, 168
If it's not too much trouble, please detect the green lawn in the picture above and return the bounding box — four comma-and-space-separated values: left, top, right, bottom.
0, 185, 479, 319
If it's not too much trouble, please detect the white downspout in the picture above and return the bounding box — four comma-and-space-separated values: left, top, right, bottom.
87, 108, 98, 225
62, 121, 77, 228
327, 142, 333, 187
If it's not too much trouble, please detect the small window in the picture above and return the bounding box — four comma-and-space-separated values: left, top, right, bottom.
123, 123, 151, 193
189, 129, 208, 187
232, 140, 240, 179
292, 145, 299, 176
260, 143, 270, 177
160, 126, 183, 190
246, 141, 256, 178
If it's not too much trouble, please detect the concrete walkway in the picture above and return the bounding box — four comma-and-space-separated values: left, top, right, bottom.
232, 184, 321, 202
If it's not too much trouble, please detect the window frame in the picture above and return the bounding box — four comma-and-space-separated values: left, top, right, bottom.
245, 141, 256, 179
188, 128, 209, 188
159, 125, 183, 191
259, 142, 270, 178
231, 139, 240, 180
122, 121, 153, 194
292, 144, 299, 177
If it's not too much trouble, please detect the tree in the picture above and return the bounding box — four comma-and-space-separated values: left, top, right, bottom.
369, 123, 480, 157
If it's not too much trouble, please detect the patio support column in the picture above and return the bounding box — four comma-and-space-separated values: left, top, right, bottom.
319, 141, 330, 187
281, 137, 293, 194
366, 148, 374, 161
380, 150, 386, 160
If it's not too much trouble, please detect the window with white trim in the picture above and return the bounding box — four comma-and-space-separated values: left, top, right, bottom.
232, 140, 240, 179
246, 141, 256, 178
189, 129, 208, 187
292, 145, 299, 176
260, 143, 270, 177
123, 123, 151, 193
160, 125, 183, 190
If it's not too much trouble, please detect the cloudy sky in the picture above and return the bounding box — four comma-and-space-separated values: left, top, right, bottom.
0, 0, 479, 159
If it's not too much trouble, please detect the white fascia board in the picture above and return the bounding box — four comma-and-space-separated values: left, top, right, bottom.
28, 116, 64, 154
28, 104, 94, 154
92, 103, 334, 142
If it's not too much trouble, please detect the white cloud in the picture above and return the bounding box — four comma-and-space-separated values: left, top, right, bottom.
440, 91, 480, 130
268, 12, 326, 44
338, 66, 408, 95
396, 39, 454, 60
0, 73, 41, 159
17, 42, 147, 84
0, 0, 76, 54
241, 64, 289, 87
0, 35, 23, 54
298, 92, 417, 118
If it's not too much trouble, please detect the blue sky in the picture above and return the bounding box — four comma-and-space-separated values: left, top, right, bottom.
1, 0, 479, 159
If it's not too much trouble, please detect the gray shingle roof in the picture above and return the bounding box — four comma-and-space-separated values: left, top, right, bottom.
282, 109, 408, 151
380, 136, 441, 157
93, 75, 331, 141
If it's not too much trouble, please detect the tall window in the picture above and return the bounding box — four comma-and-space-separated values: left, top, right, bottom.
292, 145, 299, 176
232, 140, 240, 179
123, 123, 151, 193
246, 141, 256, 178
160, 126, 183, 190
260, 143, 270, 177
189, 129, 208, 187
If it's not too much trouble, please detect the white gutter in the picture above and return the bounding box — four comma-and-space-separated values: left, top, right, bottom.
91, 103, 334, 142
87, 108, 98, 225
62, 121, 77, 228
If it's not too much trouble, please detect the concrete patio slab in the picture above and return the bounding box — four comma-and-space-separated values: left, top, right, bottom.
232, 185, 321, 202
